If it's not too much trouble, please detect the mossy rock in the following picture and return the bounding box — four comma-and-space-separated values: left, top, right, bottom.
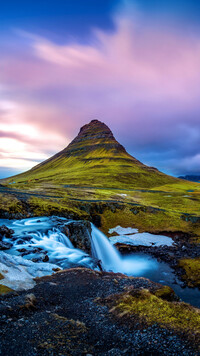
106, 288, 200, 342
154, 285, 177, 302
179, 258, 200, 288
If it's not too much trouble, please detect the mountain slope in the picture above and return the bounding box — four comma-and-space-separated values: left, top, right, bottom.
4, 119, 178, 189
1, 119, 200, 245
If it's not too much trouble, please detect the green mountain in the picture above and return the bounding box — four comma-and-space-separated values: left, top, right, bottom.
1, 119, 200, 242
1, 119, 200, 290
5, 119, 178, 189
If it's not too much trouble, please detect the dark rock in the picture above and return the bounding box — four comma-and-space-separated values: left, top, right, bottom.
61, 220, 92, 253
0, 241, 12, 250
42, 255, 49, 262
0, 225, 14, 240
23, 236, 33, 242
17, 248, 27, 253
16, 239, 25, 245
91, 214, 101, 227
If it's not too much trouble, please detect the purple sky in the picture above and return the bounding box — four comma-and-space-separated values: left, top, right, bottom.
1, 0, 200, 178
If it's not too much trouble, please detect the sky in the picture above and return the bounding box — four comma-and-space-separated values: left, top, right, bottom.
1, 0, 200, 178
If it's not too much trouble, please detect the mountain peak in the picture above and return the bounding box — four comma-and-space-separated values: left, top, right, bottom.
65, 119, 125, 155
79, 119, 113, 137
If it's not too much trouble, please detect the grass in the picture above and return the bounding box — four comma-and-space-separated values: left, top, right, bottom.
179, 258, 200, 288
107, 288, 200, 343
0, 185, 200, 238
0, 284, 13, 296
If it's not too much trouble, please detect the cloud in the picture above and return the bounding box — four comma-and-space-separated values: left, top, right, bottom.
0, 99, 67, 172
0, 3, 200, 176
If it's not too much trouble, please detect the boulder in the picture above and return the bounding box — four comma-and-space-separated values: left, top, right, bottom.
0, 225, 14, 240
61, 220, 92, 253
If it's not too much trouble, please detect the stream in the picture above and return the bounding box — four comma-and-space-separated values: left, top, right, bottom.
0, 216, 200, 308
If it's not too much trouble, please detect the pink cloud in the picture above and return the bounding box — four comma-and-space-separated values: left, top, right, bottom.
0, 7, 200, 175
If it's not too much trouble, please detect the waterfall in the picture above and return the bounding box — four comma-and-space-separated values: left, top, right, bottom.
48, 228, 74, 249
91, 224, 122, 272
2, 216, 157, 276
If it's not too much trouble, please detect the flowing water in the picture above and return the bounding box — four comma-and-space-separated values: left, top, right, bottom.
1, 216, 200, 307
1, 217, 95, 269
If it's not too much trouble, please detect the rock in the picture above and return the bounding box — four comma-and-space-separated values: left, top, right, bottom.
16, 239, 25, 245
43, 255, 49, 262
0, 225, 14, 240
0, 269, 198, 355
17, 248, 27, 253
91, 214, 101, 227
61, 220, 92, 253
0, 241, 12, 250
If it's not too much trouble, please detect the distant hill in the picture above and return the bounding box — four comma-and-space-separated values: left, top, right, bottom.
179, 175, 200, 183
3, 119, 178, 189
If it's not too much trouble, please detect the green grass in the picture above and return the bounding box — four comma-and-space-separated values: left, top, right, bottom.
179, 258, 200, 288
107, 288, 200, 344
0, 284, 13, 296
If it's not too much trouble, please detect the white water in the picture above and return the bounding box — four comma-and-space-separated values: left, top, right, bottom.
1, 217, 95, 269
1, 217, 200, 308
1, 217, 158, 275
91, 224, 157, 275
91, 224, 122, 272
16, 228, 94, 269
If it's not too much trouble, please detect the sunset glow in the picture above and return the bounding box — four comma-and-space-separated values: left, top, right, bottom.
1, 0, 200, 177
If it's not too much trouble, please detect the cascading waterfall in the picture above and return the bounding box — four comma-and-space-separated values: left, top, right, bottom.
91, 223, 158, 275
1, 216, 157, 275
1, 216, 200, 308
9, 223, 94, 269
48, 228, 74, 248
91, 224, 122, 272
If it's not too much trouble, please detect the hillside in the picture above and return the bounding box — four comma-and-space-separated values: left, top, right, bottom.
0, 119, 200, 241
3, 119, 178, 189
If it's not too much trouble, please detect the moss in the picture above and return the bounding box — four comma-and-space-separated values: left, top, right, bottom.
154, 286, 176, 301
0, 193, 26, 216
28, 196, 88, 220
0, 273, 4, 280
100, 204, 196, 236
0, 284, 13, 295
179, 258, 200, 288
108, 289, 200, 342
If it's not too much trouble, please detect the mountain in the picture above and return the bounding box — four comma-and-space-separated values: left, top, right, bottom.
179, 175, 200, 183
1, 119, 200, 243
4, 119, 177, 189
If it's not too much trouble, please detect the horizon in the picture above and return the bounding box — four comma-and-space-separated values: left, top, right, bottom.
1, 0, 200, 178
